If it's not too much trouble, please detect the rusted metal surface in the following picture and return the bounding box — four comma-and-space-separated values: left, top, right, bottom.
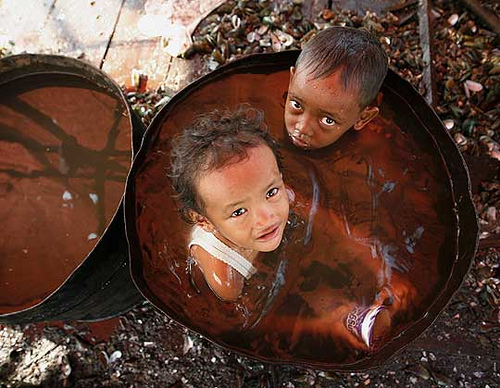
418, 0, 438, 107
463, 155, 500, 195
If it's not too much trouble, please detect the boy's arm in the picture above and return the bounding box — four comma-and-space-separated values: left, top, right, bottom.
190, 245, 245, 301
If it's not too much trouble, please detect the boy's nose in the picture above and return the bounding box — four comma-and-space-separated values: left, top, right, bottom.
295, 115, 313, 137
254, 204, 276, 228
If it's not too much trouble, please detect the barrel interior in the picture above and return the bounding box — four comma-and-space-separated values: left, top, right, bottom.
0, 66, 132, 315
126, 53, 473, 369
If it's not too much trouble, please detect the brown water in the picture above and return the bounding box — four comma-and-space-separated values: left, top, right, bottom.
131, 69, 457, 367
0, 73, 132, 314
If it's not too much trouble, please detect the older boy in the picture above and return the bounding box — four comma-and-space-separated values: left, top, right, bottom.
284, 27, 419, 327
285, 26, 388, 149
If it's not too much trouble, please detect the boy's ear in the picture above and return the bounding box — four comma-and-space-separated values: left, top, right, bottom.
353, 106, 379, 131
188, 210, 215, 233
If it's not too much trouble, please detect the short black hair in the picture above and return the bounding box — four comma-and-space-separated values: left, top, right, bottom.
170, 105, 282, 224
296, 26, 388, 108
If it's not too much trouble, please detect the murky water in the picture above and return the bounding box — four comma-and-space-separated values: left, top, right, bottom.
130, 67, 457, 367
0, 73, 132, 314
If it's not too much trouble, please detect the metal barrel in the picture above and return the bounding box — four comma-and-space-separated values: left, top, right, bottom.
0, 54, 145, 324
124, 51, 478, 369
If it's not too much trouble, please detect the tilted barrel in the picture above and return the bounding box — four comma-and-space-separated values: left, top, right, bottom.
0, 54, 145, 324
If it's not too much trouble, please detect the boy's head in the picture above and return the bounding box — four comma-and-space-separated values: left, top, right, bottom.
170, 105, 289, 253
285, 26, 388, 149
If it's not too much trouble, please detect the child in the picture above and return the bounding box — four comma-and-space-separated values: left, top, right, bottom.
285, 26, 388, 149
283, 26, 419, 334
170, 106, 393, 352
170, 105, 290, 302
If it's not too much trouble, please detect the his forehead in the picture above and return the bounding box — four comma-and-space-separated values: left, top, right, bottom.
197, 146, 278, 189
295, 67, 355, 93
292, 68, 361, 110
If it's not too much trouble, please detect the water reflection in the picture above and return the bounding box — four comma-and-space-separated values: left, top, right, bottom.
129, 67, 458, 368
0, 73, 132, 314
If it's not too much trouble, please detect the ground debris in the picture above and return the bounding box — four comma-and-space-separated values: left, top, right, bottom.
432, 0, 499, 161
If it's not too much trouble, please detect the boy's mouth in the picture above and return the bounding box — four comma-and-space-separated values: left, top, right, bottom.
288, 132, 311, 149
256, 224, 281, 242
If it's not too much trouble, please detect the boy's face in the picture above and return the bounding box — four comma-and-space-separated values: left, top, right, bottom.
193, 143, 289, 253
285, 66, 379, 149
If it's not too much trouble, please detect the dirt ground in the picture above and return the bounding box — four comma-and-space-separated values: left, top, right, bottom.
1, 0, 499, 387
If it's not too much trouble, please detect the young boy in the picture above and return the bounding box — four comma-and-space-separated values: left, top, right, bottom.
170, 105, 290, 302
284, 27, 420, 329
285, 26, 388, 149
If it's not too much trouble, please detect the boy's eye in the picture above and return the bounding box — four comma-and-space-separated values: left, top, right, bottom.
231, 208, 247, 217
321, 116, 336, 126
290, 100, 302, 110
266, 187, 279, 198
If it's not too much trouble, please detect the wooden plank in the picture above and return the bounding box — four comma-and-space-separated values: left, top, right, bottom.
0, 0, 55, 52
102, 0, 224, 91
140, 0, 225, 29
39, 0, 123, 67
418, 0, 438, 107
1, 0, 123, 68
101, 0, 174, 90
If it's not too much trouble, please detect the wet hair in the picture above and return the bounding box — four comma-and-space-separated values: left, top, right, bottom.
170, 105, 282, 224
296, 26, 388, 108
